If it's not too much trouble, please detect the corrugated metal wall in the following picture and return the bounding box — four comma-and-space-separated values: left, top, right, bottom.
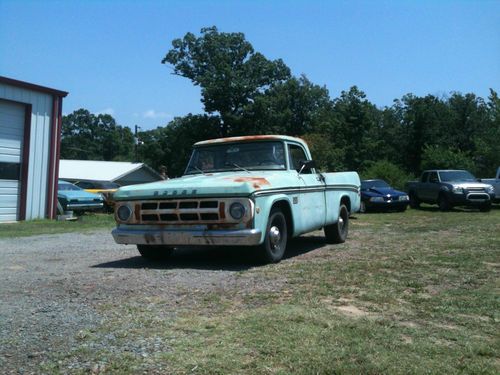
0, 83, 53, 220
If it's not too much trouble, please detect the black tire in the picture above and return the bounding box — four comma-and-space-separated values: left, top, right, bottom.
479, 203, 491, 212
409, 193, 420, 209
359, 201, 366, 213
325, 204, 349, 244
137, 245, 174, 261
397, 205, 407, 212
438, 194, 451, 212
259, 208, 288, 263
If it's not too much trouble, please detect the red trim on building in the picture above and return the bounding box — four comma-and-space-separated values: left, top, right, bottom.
18, 104, 32, 221
0, 76, 68, 98
52, 97, 64, 218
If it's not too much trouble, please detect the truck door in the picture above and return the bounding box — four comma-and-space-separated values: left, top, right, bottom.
419, 171, 439, 202
426, 171, 441, 201
288, 143, 326, 233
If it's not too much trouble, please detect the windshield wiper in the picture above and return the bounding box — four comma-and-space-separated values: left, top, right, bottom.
187, 166, 208, 176
232, 163, 250, 173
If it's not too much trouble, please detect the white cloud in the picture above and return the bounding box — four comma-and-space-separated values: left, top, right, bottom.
96, 107, 115, 116
143, 109, 172, 119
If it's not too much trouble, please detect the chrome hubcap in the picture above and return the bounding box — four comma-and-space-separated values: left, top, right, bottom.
338, 216, 344, 231
269, 226, 281, 248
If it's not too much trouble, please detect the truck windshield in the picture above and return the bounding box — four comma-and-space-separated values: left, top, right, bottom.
185, 141, 286, 174
439, 171, 476, 182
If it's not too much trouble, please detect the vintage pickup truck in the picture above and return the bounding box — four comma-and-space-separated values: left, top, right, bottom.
406, 169, 495, 212
112, 135, 361, 263
480, 167, 500, 203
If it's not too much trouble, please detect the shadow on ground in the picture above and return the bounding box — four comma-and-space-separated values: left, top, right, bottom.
92, 235, 328, 272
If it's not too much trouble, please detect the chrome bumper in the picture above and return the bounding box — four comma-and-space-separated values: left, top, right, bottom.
112, 227, 262, 246
66, 203, 104, 210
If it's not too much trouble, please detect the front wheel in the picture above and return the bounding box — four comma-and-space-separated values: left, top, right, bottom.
325, 204, 349, 244
438, 194, 451, 212
409, 193, 420, 209
137, 245, 174, 261
479, 203, 491, 212
359, 201, 366, 213
259, 208, 288, 263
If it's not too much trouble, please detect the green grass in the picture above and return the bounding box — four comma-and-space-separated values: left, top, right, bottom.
0, 213, 115, 238
41, 208, 500, 374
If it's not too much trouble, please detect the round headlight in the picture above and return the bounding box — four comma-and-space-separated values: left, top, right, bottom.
117, 205, 132, 222
486, 186, 494, 194
229, 202, 246, 220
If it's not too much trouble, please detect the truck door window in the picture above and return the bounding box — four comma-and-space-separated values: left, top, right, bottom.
288, 144, 312, 174
429, 172, 439, 183
421, 172, 429, 182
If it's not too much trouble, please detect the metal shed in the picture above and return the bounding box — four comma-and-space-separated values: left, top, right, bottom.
0, 76, 68, 222
59, 160, 162, 186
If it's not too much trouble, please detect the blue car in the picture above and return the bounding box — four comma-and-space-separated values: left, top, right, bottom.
360, 179, 409, 213
58, 180, 104, 212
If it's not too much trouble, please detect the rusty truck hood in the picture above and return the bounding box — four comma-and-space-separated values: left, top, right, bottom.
113, 171, 289, 200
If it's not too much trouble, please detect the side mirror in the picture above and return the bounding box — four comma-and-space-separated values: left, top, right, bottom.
298, 160, 316, 174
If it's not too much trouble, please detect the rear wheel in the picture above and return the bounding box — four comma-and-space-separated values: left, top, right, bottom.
438, 194, 451, 212
325, 204, 349, 244
260, 208, 288, 263
137, 245, 174, 261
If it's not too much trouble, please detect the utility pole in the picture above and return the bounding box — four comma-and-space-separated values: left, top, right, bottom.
134, 125, 142, 162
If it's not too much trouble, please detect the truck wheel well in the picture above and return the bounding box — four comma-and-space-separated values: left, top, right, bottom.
271, 200, 293, 238
340, 196, 351, 213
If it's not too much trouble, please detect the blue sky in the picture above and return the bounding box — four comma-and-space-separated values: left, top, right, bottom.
1, 0, 499, 130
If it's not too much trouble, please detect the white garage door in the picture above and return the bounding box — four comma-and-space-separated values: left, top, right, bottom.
0, 100, 25, 222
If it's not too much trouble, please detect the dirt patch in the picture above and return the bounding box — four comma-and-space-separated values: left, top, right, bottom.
334, 305, 372, 318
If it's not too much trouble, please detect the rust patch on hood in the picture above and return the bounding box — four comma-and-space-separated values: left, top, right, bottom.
226, 177, 271, 190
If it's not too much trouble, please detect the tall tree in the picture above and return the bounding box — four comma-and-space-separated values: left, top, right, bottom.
61, 109, 134, 161
239, 75, 333, 136
162, 26, 290, 136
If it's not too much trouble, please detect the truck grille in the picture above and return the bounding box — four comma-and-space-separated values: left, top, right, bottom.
138, 200, 223, 224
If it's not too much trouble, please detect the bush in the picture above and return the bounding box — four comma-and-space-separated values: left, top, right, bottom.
361, 160, 414, 190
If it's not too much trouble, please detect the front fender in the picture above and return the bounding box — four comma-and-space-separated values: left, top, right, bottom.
253, 194, 295, 243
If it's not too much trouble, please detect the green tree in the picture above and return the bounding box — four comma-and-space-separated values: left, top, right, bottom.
331, 86, 380, 171
162, 26, 290, 136
472, 89, 500, 176
138, 114, 221, 177
239, 75, 333, 136
61, 109, 134, 161
421, 145, 475, 172
301, 133, 345, 172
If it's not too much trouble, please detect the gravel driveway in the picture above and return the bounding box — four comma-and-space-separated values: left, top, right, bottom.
0, 230, 325, 374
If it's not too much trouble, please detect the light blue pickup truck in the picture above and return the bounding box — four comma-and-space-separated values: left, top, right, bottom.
112, 135, 360, 263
